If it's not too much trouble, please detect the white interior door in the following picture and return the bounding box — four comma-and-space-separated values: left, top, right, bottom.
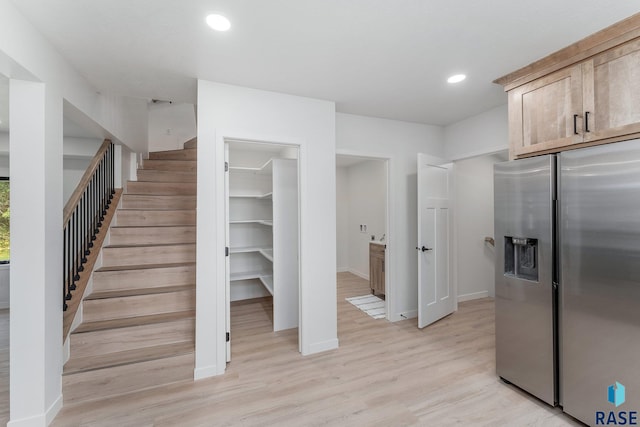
224, 143, 231, 362
417, 153, 455, 328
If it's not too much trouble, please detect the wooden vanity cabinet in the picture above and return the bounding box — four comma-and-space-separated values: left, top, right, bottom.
369, 242, 385, 296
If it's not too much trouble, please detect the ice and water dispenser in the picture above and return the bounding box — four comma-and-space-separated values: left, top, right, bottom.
504, 237, 539, 281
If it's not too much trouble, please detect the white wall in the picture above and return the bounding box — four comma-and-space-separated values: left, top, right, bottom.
336, 166, 349, 272
0, 1, 148, 424
454, 153, 505, 301
62, 137, 102, 203
10, 78, 63, 427
148, 102, 197, 152
444, 104, 508, 161
344, 160, 386, 279
0, 133, 103, 203
0, 0, 147, 153
197, 80, 337, 378
336, 112, 444, 320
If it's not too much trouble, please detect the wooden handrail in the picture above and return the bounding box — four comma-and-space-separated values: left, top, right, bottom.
63, 139, 112, 225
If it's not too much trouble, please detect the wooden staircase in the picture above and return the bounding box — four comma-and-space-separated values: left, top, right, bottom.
63, 138, 198, 405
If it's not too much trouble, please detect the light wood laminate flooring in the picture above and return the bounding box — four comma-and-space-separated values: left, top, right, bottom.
46, 273, 581, 426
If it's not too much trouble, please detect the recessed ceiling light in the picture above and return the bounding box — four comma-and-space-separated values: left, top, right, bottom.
206, 14, 231, 32
447, 74, 466, 84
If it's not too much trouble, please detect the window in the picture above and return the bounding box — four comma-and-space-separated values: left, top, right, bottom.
0, 178, 8, 263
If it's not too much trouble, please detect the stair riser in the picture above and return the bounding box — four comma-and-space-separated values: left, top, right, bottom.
149, 149, 197, 160
93, 265, 195, 292
116, 210, 196, 226
120, 195, 196, 210
63, 353, 194, 405
102, 244, 195, 267
136, 170, 197, 183
109, 226, 196, 245
83, 289, 195, 323
142, 159, 197, 172
126, 181, 196, 196
70, 318, 194, 358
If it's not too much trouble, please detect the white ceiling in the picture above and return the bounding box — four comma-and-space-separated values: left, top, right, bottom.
9, 1, 640, 126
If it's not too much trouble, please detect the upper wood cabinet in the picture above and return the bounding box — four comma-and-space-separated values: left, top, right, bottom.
496, 13, 640, 159
582, 37, 640, 143
509, 65, 583, 158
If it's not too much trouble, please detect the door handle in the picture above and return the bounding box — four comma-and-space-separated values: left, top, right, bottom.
416, 246, 432, 252
573, 114, 579, 135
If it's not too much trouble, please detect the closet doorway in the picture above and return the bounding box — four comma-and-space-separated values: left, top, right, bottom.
336, 154, 390, 321
224, 140, 300, 362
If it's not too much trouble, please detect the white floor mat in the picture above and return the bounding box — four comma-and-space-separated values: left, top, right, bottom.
346, 294, 386, 319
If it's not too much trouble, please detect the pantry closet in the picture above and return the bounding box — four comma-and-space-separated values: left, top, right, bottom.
225, 140, 300, 358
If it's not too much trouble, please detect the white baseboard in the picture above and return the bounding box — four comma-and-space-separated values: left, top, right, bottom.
303, 338, 339, 356
336, 267, 349, 273
46, 394, 63, 425
194, 365, 221, 380
7, 393, 62, 427
348, 269, 369, 281
458, 290, 489, 303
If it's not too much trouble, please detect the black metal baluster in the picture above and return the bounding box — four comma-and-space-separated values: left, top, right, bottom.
80, 195, 87, 264
76, 205, 84, 274
63, 225, 68, 309
63, 141, 118, 311
102, 154, 107, 216
111, 144, 115, 196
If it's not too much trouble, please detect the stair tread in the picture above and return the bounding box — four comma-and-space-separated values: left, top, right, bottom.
62, 353, 194, 406
72, 310, 195, 334
110, 225, 196, 230
143, 159, 197, 163
64, 341, 194, 375
118, 208, 195, 211
150, 148, 196, 154
96, 261, 196, 272
86, 283, 195, 300
104, 242, 196, 249
111, 225, 196, 229
122, 194, 196, 197
117, 209, 196, 212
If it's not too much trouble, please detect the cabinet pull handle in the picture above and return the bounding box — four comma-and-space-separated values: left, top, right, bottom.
585, 111, 590, 133
573, 114, 579, 135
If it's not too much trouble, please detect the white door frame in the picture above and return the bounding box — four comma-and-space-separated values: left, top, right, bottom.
336, 148, 393, 321
215, 130, 304, 369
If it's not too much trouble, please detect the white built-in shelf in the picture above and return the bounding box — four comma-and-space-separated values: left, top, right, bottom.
229, 192, 273, 199
259, 249, 274, 262
230, 270, 272, 282
229, 159, 273, 174
259, 275, 274, 295
229, 219, 273, 225
230, 246, 272, 254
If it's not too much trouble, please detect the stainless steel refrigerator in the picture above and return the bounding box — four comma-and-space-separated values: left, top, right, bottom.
495, 138, 640, 425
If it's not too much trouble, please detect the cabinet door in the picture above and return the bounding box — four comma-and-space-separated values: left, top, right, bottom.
583, 37, 640, 143
369, 244, 385, 295
509, 65, 583, 158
